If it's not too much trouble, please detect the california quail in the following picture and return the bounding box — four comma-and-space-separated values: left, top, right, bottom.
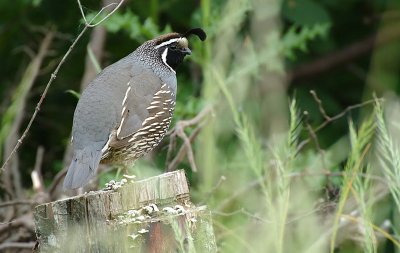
63, 28, 207, 189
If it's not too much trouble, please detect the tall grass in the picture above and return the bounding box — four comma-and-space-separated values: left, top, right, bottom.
193, 0, 400, 252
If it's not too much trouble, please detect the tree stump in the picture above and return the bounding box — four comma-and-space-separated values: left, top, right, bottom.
34, 170, 217, 253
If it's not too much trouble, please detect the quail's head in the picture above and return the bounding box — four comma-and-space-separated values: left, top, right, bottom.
141, 28, 207, 71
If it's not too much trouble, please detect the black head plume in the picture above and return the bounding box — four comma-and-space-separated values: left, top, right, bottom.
183, 28, 207, 41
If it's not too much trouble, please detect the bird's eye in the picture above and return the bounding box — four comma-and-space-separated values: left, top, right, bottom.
170, 45, 177, 50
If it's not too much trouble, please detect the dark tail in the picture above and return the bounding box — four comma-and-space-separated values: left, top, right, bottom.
63, 147, 102, 190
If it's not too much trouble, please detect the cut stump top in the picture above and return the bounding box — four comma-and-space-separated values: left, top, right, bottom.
34, 170, 217, 253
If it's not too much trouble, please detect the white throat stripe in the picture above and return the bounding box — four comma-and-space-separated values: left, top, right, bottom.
161, 48, 176, 74
154, 38, 180, 49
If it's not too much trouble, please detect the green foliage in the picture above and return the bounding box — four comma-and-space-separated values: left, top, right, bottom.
283, 23, 331, 60
330, 113, 376, 253
282, 0, 332, 25
87, 45, 102, 74
65, 90, 80, 100
376, 99, 400, 209
87, 10, 172, 43
288, 98, 301, 157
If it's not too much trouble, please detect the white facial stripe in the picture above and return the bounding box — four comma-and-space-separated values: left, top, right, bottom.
161, 48, 168, 63
161, 48, 176, 74
154, 38, 180, 49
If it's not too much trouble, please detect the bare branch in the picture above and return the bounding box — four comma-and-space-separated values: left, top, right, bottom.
213, 208, 270, 223
77, 0, 125, 27
166, 106, 213, 172
0, 241, 35, 251
0, 213, 34, 235
29, 25, 73, 41
167, 105, 213, 135
313, 98, 383, 133
176, 125, 198, 172
0, 200, 33, 209
0, 27, 87, 172
167, 125, 202, 172
48, 168, 68, 198
1, 0, 125, 173
199, 175, 226, 205
2, 31, 54, 201
310, 90, 331, 121
217, 175, 266, 211
289, 23, 400, 81
304, 111, 328, 173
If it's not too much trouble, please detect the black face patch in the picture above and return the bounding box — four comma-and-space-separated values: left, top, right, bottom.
158, 42, 190, 71
166, 47, 186, 70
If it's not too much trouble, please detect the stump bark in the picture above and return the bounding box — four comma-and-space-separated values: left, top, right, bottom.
34, 170, 216, 253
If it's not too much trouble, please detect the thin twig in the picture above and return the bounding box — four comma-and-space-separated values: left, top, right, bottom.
77, 0, 124, 27
1, 1, 125, 172
304, 111, 328, 172
288, 171, 387, 185
212, 208, 270, 223
166, 105, 213, 172
217, 170, 388, 211
294, 97, 383, 156
199, 175, 226, 205
289, 23, 400, 81
0, 242, 36, 250
295, 139, 310, 156
29, 25, 73, 41
2, 31, 54, 203
217, 175, 266, 211
166, 130, 177, 164
166, 124, 202, 172
167, 105, 213, 135
0, 213, 34, 235
0, 200, 33, 208
310, 90, 331, 121
166, 114, 202, 168
176, 126, 198, 172
48, 168, 68, 198
0, 27, 87, 172
314, 98, 382, 133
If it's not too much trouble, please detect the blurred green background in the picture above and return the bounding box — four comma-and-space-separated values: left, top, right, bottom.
1, 0, 400, 252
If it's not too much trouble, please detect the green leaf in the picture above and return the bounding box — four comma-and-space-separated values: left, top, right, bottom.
282, 23, 331, 60
99, 10, 172, 44
282, 0, 331, 25
87, 45, 102, 74
65, 90, 80, 100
